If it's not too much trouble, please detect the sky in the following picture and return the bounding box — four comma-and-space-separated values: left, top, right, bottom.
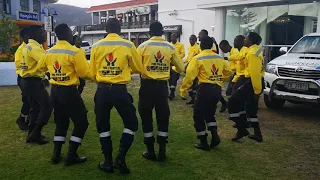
57, 0, 127, 8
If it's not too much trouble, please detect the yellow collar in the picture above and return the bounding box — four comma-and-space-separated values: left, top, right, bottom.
28, 39, 42, 47
150, 36, 165, 41
105, 33, 121, 39
56, 40, 70, 45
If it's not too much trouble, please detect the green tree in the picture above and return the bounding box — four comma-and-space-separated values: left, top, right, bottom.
0, 12, 20, 62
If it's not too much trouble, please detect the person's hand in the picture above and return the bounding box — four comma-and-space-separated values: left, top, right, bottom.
180, 91, 188, 100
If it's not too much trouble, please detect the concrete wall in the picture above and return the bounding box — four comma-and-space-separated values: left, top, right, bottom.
158, 0, 216, 56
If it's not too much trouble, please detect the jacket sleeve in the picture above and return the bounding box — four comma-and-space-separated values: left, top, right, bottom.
74, 50, 90, 79
180, 58, 199, 98
180, 44, 185, 59
128, 44, 143, 74
37, 55, 48, 72
222, 60, 231, 80
248, 53, 262, 94
171, 50, 184, 73
89, 47, 97, 82
14, 48, 21, 70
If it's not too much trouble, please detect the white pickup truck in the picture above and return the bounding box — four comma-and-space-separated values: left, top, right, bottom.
264, 33, 320, 109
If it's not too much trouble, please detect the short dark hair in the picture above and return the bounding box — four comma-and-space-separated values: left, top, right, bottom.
73, 35, 80, 44
190, 35, 197, 39
247, 32, 262, 45
55, 23, 70, 40
219, 40, 229, 47
201, 29, 209, 36
200, 36, 213, 50
28, 25, 43, 39
106, 18, 120, 33
20, 27, 29, 38
235, 35, 245, 41
150, 21, 163, 36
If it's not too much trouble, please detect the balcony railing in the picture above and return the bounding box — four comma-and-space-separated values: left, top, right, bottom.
77, 20, 156, 32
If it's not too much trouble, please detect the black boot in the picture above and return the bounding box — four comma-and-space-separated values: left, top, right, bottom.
168, 90, 175, 100
194, 136, 210, 151
26, 124, 49, 145
99, 153, 114, 173
210, 127, 221, 148
65, 141, 87, 166
248, 122, 263, 143
158, 143, 167, 162
113, 146, 130, 174
232, 130, 250, 142
142, 143, 157, 161
16, 116, 28, 131
52, 142, 63, 164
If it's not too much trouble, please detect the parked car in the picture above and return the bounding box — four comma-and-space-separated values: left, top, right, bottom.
264, 33, 320, 109
81, 41, 91, 59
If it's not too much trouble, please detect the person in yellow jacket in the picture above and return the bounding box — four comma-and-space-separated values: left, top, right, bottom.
168, 33, 185, 100
228, 32, 264, 143
72, 35, 87, 94
184, 35, 201, 105
180, 36, 231, 151
15, 27, 30, 131
90, 18, 143, 174
137, 22, 184, 162
20, 25, 52, 145
37, 24, 91, 166
198, 29, 217, 53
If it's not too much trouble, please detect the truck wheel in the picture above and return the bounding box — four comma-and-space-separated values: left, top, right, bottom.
264, 94, 285, 109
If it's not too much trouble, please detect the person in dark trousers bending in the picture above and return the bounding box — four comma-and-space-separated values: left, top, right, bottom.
20, 25, 53, 145
180, 36, 231, 150
72, 35, 86, 94
15, 27, 30, 131
38, 24, 91, 166
90, 18, 143, 174
137, 22, 184, 161
228, 32, 264, 142
198, 29, 227, 112
168, 33, 185, 100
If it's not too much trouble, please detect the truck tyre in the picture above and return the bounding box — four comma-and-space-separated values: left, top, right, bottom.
264, 94, 285, 109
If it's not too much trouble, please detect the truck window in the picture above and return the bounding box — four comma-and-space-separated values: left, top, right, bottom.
290, 36, 320, 54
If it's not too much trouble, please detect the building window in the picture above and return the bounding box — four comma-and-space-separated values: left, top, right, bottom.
33, 0, 40, 20
1, 0, 11, 14
312, 20, 317, 33
20, 0, 29, 11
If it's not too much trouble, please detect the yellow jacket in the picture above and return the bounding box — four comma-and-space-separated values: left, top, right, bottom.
137, 36, 184, 80
245, 45, 265, 94
172, 41, 185, 59
37, 41, 90, 86
20, 39, 46, 78
14, 42, 26, 76
227, 47, 239, 72
228, 47, 249, 82
180, 50, 231, 98
211, 44, 217, 53
184, 43, 201, 63
90, 33, 143, 84
171, 41, 185, 72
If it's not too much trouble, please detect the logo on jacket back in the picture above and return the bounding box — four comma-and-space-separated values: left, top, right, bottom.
53, 61, 62, 73
154, 51, 164, 63
101, 53, 122, 76
105, 53, 117, 66
52, 61, 70, 82
146, 51, 169, 72
211, 64, 219, 75
209, 64, 222, 82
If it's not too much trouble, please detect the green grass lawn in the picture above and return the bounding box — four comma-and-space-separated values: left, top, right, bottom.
0, 80, 319, 180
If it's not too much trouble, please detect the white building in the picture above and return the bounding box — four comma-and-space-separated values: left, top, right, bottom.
159, 0, 320, 60
77, 0, 158, 47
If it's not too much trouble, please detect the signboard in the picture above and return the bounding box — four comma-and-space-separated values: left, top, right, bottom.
44, 16, 53, 32
135, 6, 151, 15
17, 11, 38, 21
163, 25, 183, 34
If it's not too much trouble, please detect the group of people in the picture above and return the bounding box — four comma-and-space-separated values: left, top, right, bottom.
14, 17, 264, 174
